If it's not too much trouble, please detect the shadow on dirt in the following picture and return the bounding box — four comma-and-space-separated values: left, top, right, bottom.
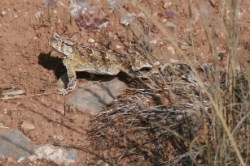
38, 51, 65, 79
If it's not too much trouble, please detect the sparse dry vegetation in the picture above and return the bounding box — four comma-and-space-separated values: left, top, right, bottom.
0, 0, 249, 165
86, 0, 250, 165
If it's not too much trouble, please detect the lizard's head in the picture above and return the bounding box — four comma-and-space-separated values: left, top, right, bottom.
50, 33, 76, 57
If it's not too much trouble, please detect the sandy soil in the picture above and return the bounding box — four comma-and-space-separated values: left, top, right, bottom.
0, 0, 249, 165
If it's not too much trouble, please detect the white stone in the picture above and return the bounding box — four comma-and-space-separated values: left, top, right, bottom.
21, 121, 35, 131
1, 11, 7, 16
29, 144, 77, 166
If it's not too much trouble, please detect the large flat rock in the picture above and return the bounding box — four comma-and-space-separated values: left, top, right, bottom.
0, 129, 77, 165
0, 129, 34, 161
66, 78, 128, 113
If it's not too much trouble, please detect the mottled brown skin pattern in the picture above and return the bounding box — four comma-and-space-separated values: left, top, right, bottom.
50, 33, 153, 95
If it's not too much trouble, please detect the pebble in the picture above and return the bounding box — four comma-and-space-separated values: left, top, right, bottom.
14, 14, 18, 18
88, 38, 95, 43
53, 134, 64, 142
163, 2, 172, 8
34, 11, 43, 19
53, 9, 57, 14
120, 13, 136, 26
164, 21, 176, 28
1, 11, 7, 16
167, 46, 175, 54
21, 121, 35, 131
150, 39, 158, 44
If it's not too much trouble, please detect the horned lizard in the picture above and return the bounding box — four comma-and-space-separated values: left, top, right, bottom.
50, 33, 155, 95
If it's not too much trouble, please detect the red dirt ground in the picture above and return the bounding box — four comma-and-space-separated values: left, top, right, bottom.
0, 0, 249, 165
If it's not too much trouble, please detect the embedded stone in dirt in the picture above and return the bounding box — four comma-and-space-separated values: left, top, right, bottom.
0, 129, 34, 161
21, 121, 35, 132
29, 144, 77, 166
0, 129, 77, 165
66, 78, 128, 113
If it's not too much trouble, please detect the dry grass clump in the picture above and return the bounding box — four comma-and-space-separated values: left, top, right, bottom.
88, 89, 205, 165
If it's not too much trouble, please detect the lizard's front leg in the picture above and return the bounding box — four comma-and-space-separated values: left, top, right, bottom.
59, 58, 77, 95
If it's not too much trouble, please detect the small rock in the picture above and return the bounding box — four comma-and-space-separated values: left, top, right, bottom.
34, 11, 44, 19
29, 144, 77, 166
137, 12, 145, 18
52, 9, 57, 14
14, 14, 18, 18
66, 78, 128, 114
115, 45, 123, 49
1, 11, 7, 16
97, 159, 109, 166
53, 134, 64, 142
120, 13, 136, 26
163, 2, 172, 8
192, 8, 200, 23
95, 18, 109, 28
164, 21, 176, 28
88, 38, 95, 43
150, 39, 158, 44
167, 46, 175, 54
21, 121, 35, 131
69, 0, 88, 17
107, 0, 122, 8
